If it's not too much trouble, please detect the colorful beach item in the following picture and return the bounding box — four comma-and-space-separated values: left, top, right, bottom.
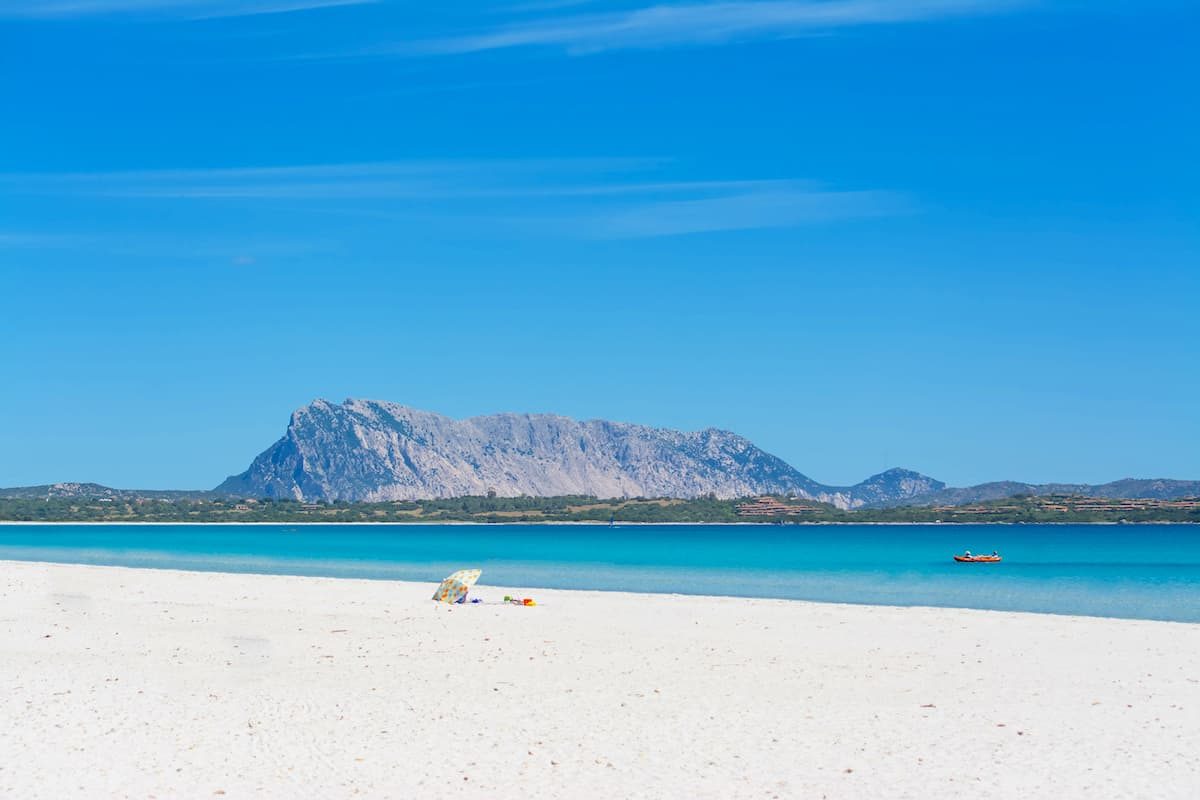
432, 569, 482, 603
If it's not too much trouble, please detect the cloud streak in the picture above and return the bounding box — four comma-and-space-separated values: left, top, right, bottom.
0, 0, 373, 20
595, 187, 907, 237
0, 160, 907, 238
0, 159, 665, 199
397, 0, 1026, 56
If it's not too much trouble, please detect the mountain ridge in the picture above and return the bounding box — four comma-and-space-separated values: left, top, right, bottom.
215, 398, 1199, 509
214, 398, 943, 509
6, 399, 1195, 509
901, 478, 1200, 508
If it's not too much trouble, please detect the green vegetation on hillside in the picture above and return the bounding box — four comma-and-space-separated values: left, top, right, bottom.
0, 493, 1197, 524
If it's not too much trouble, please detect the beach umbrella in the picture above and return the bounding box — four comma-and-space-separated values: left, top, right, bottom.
432, 569, 482, 604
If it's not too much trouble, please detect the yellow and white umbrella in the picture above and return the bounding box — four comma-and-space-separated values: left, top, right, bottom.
432, 569, 481, 604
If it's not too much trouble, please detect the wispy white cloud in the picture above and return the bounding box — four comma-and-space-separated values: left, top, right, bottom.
0, 229, 336, 263
396, 0, 1027, 56
594, 186, 907, 237
0, 159, 663, 199
0, 160, 907, 238
0, 0, 373, 20
503, 0, 606, 13
0, 232, 84, 248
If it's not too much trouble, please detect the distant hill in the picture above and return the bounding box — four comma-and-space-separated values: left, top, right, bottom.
895, 478, 1200, 508
0, 482, 120, 500
0, 483, 216, 501
214, 398, 943, 509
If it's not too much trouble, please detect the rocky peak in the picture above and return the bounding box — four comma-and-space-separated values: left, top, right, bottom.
218, 398, 925, 506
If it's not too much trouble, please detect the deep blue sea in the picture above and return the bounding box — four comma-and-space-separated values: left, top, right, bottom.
1, 523, 1198, 622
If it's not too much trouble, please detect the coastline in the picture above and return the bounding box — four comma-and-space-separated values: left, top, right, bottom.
4, 557, 1200, 625
2, 519, 1195, 525
4, 560, 1198, 799
8, 558, 1200, 623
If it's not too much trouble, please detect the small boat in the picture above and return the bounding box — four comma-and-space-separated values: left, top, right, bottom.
954, 553, 1002, 563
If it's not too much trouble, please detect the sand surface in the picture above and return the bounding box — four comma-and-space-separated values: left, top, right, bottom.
2, 561, 1198, 799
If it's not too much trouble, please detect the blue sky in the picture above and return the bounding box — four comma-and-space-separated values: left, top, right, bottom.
1, 0, 1197, 490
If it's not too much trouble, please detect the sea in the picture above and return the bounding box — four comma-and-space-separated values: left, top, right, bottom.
1, 523, 1198, 622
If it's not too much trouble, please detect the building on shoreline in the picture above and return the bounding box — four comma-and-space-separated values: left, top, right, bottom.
735, 496, 824, 517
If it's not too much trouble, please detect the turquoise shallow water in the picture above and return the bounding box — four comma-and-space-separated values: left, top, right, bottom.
1, 523, 1198, 622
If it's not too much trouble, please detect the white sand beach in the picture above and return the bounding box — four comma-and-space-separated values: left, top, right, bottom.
2, 561, 1198, 799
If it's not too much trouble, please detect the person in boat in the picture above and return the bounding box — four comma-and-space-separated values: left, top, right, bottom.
991, 551, 999, 557
964, 550, 972, 558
